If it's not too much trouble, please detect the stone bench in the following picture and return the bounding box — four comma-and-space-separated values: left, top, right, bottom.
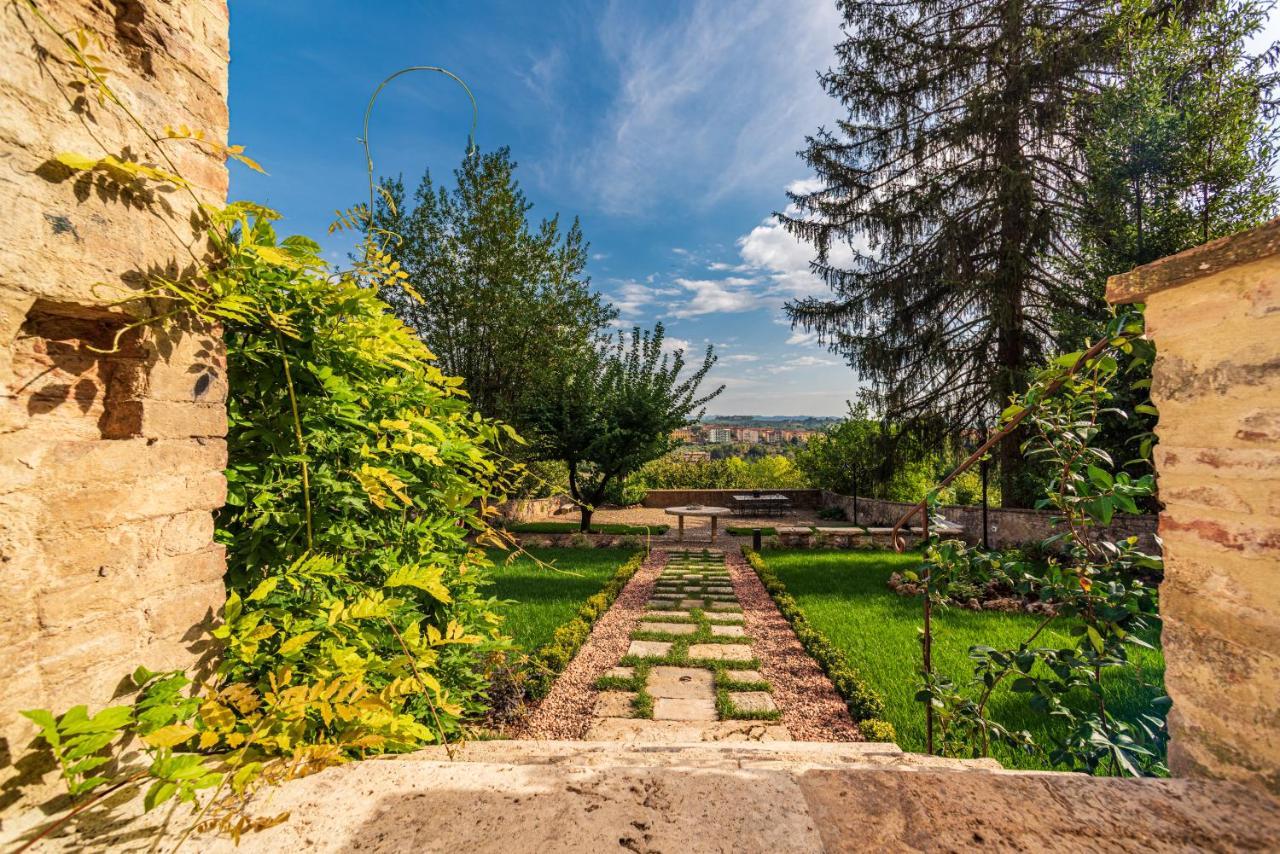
776, 526, 814, 547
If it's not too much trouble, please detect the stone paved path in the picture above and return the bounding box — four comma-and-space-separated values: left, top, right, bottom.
521, 547, 859, 742
585, 549, 790, 741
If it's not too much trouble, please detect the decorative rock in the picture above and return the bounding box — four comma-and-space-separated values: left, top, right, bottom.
687, 643, 753, 661
627, 640, 672, 659
594, 691, 637, 718
729, 691, 777, 714
710, 624, 746, 638
653, 697, 718, 721
646, 666, 715, 699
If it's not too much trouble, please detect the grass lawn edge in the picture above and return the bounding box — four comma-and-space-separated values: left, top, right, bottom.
741, 546, 897, 743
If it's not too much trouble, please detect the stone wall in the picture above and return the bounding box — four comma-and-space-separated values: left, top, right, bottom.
818, 491, 1160, 552
1108, 218, 1280, 796
641, 489, 825, 509
0, 0, 230, 801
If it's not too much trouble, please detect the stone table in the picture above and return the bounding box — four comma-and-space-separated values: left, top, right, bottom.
663, 506, 731, 543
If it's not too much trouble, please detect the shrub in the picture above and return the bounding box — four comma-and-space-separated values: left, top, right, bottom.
523, 552, 646, 700
741, 547, 895, 741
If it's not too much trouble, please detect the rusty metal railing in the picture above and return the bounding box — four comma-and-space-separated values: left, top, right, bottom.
889, 334, 1115, 553
889, 333, 1115, 755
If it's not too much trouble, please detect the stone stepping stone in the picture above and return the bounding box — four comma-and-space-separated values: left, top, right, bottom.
646, 666, 714, 699
646, 601, 677, 611
724, 669, 764, 683
682, 586, 707, 593
688, 643, 753, 661
708, 586, 734, 594
678, 599, 705, 610
706, 613, 744, 624
641, 610, 690, 620
595, 691, 636, 718
627, 640, 672, 658
728, 691, 778, 714
640, 622, 697, 636
653, 697, 717, 721
606, 666, 635, 680
710, 624, 746, 638
707, 603, 742, 612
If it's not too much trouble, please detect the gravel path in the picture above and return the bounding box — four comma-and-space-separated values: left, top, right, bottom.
517, 550, 670, 740
724, 550, 862, 741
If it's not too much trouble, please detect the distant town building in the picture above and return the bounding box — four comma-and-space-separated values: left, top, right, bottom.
706, 427, 732, 444
739, 429, 760, 443
677, 450, 711, 462
671, 427, 697, 444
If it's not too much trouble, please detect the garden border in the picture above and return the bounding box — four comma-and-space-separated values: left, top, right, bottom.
740, 546, 897, 742
523, 550, 647, 700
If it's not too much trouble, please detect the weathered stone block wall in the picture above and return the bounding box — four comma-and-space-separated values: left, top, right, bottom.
0, 0, 229, 797
818, 491, 1160, 552
1108, 219, 1280, 796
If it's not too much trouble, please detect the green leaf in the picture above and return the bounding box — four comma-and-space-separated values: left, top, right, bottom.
385, 564, 452, 603
1086, 464, 1113, 489
247, 577, 278, 601
1086, 626, 1105, 654
277, 631, 319, 656
144, 780, 178, 812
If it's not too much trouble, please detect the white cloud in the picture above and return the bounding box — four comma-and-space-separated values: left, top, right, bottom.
721, 354, 760, 363
768, 354, 840, 373
786, 330, 820, 347
574, 0, 842, 214
668, 276, 763, 318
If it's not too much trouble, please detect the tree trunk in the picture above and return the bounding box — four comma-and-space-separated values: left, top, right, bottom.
579, 506, 593, 532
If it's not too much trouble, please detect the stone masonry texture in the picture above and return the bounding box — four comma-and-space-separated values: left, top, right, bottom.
1107, 218, 1280, 796
0, 0, 230, 807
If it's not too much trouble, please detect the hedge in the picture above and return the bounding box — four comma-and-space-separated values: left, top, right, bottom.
740, 546, 897, 742
523, 550, 648, 699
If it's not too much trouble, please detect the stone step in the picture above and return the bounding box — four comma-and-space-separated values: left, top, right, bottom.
397, 739, 1002, 772
172, 746, 1280, 853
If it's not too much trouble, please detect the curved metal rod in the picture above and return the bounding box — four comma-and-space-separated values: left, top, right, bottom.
890, 333, 1116, 552
360, 66, 479, 221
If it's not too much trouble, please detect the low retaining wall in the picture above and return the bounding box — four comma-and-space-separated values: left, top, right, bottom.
819, 491, 1160, 552
641, 489, 824, 509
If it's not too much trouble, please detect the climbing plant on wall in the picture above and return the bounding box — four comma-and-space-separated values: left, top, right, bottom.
14, 2, 523, 846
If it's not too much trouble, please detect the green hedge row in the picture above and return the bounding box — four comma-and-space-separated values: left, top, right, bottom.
503, 521, 670, 535
740, 546, 897, 742
524, 550, 648, 699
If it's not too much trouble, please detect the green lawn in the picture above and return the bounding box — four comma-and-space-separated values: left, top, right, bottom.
485, 548, 638, 652
763, 549, 1166, 771
502, 521, 669, 535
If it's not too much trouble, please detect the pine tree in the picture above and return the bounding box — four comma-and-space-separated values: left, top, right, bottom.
367, 147, 617, 433
780, 0, 1125, 505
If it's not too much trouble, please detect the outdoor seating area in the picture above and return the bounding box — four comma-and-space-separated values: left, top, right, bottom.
730, 492, 793, 516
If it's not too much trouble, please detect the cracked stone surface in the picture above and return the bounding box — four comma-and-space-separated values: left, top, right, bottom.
628, 640, 673, 658
654, 697, 718, 721
647, 666, 715, 699
688, 643, 754, 661
729, 692, 778, 714
595, 691, 637, 718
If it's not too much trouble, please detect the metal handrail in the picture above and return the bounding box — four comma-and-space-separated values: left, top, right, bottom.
890, 334, 1115, 553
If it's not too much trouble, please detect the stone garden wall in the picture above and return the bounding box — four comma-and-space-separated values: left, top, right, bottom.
0, 0, 230, 792
1108, 219, 1280, 796
818, 491, 1160, 552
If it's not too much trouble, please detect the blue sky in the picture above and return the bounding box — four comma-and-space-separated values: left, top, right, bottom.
227, 0, 859, 416
228, 2, 1280, 417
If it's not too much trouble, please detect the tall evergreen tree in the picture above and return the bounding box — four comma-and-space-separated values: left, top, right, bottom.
367, 147, 617, 433
1074, 0, 1278, 299
781, 0, 1119, 505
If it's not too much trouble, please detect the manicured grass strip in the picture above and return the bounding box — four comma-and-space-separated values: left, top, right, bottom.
503, 521, 669, 535
760, 548, 1167, 771
486, 548, 640, 652
742, 547, 896, 742
495, 549, 645, 699
726, 524, 867, 536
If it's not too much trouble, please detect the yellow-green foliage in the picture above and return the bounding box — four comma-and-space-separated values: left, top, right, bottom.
16, 3, 524, 840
